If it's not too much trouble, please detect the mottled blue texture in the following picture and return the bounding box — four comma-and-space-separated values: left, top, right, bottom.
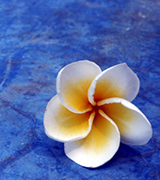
0, 0, 160, 179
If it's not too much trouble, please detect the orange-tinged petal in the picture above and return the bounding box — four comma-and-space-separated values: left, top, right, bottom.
57, 60, 101, 113
88, 63, 140, 105
99, 98, 152, 145
44, 95, 95, 142
64, 110, 120, 168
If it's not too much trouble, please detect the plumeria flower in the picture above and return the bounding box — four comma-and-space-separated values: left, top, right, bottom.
44, 60, 152, 168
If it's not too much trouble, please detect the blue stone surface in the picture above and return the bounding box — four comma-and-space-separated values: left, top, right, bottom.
0, 0, 160, 179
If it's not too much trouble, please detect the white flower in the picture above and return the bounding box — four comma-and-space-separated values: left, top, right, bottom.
44, 60, 152, 168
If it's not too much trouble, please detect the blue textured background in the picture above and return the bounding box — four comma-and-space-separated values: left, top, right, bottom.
0, 0, 160, 179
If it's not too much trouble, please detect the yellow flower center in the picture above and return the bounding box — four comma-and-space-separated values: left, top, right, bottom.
92, 104, 100, 113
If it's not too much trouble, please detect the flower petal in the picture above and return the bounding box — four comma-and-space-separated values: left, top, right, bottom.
64, 110, 120, 168
44, 95, 95, 142
57, 60, 102, 113
98, 98, 152, 145
88, 63, 140, 105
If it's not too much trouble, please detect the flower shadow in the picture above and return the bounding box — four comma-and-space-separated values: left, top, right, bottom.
87, 143, 140, 170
